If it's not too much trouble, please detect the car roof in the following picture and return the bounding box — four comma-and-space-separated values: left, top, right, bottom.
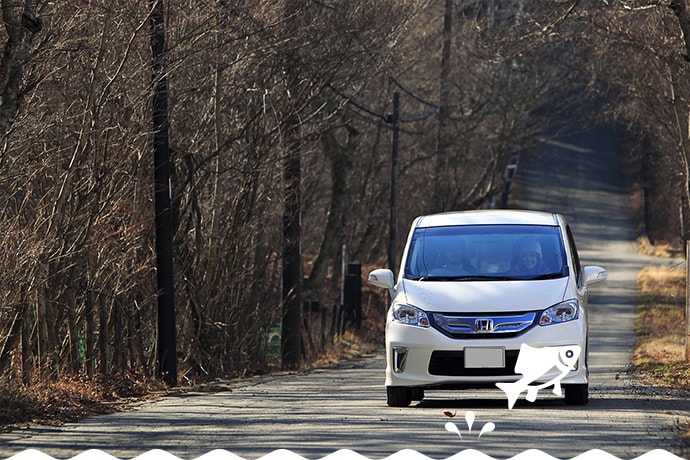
414, 209, 561, 228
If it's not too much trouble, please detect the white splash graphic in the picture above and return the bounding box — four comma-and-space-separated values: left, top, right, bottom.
495, 344, 581, 409
444, 411, 495, 440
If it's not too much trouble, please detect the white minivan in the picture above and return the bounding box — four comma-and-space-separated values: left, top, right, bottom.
368, 210, 607, 407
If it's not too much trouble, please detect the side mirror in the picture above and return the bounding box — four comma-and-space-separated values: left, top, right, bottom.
368, 268, 396, 297
368, 268, 395, 289
582, 265, 607, 287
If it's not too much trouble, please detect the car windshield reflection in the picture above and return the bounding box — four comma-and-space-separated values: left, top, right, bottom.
404, 224, 568, 281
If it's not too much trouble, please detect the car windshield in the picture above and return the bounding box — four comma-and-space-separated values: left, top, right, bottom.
404, 224, 567, 281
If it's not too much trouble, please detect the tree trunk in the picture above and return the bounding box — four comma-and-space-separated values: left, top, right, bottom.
21, 301, 31, 385
85, 285, 96, 376
670, 0, 690, 61
151, 0, 177, 386
670, 0, 690, 241
280, 0, 306, 370
36, 281, 49, 376
66, 289, 80, 373
98, 299, 108, 374
433, 0, 454, 212
305, 127, 357, 292
0, 310, 21, 375
113, 297, 124, 371
0, 0, 41, 139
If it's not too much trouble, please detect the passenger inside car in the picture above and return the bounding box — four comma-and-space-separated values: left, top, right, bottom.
510, 237, 548, 275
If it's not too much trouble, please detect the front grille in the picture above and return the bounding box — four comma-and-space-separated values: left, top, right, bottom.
429, 311, 537, 339
428, 350, 520, 376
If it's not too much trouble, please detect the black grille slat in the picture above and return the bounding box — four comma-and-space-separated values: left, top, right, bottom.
428, 350, 520, 376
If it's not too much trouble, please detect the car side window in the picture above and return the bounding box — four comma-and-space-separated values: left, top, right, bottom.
565, 225, 582, 283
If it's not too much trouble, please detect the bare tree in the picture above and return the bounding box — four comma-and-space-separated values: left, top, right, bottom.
1, 0, 682, 389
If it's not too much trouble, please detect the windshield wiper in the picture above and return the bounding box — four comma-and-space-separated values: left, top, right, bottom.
413, 275, 514, 281
449, 275, 515, 281
523, 272, 566, 280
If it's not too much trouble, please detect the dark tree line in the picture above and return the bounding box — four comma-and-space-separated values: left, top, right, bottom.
0, 0, 685, 387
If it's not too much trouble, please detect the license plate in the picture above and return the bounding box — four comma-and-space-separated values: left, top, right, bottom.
464, 347, 505, 368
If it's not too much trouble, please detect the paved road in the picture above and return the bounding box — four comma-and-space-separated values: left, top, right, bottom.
1, 126, 688, 460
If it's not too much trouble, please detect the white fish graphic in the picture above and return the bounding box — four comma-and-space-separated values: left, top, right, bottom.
496, 343, 581, 409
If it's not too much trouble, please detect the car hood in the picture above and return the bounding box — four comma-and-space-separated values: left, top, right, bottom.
398, 278, 570, 313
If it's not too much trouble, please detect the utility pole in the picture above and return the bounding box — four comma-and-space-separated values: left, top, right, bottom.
388, 92, 400, 272
150, 0, 177, 386
281, 123, 302, 369
280, 0, 302, 370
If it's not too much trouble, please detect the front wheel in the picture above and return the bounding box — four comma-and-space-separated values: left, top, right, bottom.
387, 386, 412, 407
563, 383, 588, 405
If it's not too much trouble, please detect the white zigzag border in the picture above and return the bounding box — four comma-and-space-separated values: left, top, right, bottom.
3, 449, 687, 460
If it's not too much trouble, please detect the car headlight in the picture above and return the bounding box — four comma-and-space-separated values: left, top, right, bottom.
539, 300, 579, 326
391, 303, 430, 327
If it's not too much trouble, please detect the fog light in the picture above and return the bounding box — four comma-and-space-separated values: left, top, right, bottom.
392, 346, 408, 373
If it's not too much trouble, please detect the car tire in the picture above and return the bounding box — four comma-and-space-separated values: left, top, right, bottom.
563, 383, 588, 405
387, 386, 412, 407
410, 387, 425, 401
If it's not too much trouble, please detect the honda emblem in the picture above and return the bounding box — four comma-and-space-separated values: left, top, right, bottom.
475, 319, 494, 333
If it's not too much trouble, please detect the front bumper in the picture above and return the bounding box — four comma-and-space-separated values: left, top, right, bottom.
385, 317, 587, 388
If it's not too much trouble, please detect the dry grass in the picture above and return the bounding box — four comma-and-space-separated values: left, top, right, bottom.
0, 290, 387, 432
310, 331, 381, 367
0, 370, 167, 431
634, 265, 690, 390
634, 265, 690, 446
636, 237, 685, 258
309, 285, 386, 367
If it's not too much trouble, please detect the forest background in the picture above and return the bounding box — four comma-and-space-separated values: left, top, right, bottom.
0, 0, 688, 415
